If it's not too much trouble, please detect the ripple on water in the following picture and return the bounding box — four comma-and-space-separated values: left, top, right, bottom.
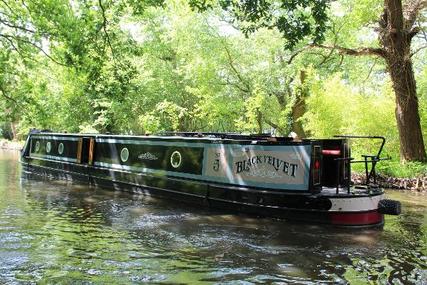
0, 251, 29, 275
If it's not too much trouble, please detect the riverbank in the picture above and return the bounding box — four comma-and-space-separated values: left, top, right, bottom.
352, 173, 427, 192
0, 139, 23, 150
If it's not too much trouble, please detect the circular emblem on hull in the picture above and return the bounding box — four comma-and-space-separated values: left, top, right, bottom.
46, 142, 52, 153
35, 141, 40, 152
170, 151, 182, 168
120, 147, 129, 162
58, 143, 64, 155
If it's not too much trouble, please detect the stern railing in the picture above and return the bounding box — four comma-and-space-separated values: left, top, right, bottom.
334, 135, 390, 190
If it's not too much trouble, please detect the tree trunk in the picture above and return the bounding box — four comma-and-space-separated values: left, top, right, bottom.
256, 110, 263, 134
291, 99, 306, 138
291, 70, 308, 138
386, 56, 426, 162
380, 0, 426, 162
10, 122, 17, 141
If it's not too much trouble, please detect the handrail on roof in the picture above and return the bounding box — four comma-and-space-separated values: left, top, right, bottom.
160, 132, 290, 141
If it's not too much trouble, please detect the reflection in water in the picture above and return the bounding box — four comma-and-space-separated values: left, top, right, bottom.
0, 150, 426, 284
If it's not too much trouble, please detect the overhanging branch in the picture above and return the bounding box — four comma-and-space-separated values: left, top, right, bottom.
222, 42, 251, 93
98, 0, 115, 59
404, 0, 427, 30
0, 85, 19, 106
288, 43, 387, 64
0, 18, 36, 33
411, 44, 427, 57
310, 44, 387, 58
0, 33, 68, 66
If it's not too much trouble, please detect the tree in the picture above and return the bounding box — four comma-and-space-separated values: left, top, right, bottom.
193, 0, 427, 162
379, 0, 426, 162
312, 0, 427, 162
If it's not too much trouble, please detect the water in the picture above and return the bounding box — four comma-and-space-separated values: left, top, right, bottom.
0, 150, 426, 284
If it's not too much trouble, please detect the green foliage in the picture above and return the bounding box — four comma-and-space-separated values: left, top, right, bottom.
0, 0, 426, 176
417, 60, 427, 146
190, 0, 330, 49
303, 72, 401, 167
378, 161, 427, 178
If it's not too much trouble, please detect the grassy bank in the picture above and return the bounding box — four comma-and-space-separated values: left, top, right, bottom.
352, 160, 427, 191
377, 161, 427, 178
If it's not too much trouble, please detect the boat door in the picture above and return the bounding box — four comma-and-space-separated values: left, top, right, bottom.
76, 137, 95, 165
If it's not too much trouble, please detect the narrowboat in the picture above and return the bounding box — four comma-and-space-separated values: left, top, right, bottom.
20, 130, 401, 227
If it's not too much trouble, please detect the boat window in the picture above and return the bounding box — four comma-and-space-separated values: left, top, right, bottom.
120, 148, 129, 162
35, 141, 40, 152
46, 142, 51, 153
58, 143, 64, 155
170, 151, 182, 168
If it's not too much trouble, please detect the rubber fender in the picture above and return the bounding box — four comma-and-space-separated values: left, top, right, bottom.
378, 199, 401, 215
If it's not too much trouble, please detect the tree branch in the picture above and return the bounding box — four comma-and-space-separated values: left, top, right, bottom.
0, 18, 36, 34
310, 44, 387, 58
264, 118, 286, 134
0, 33, 23, 56
224, 78, 251, 93
0, 34, 68, 66
364, 58, 378, 82
404, 0, 427, 30
0, 0, 20, 18
288, 43, 387, 64
98, 0, 115, 59
0, 85, 19, 106
287, 46, 310, 64
222, 42, 252, 93
411, 44, 427, 57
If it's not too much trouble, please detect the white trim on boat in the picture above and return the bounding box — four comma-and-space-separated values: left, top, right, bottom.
329, 194, 384, 212
31, 135, 80, 141
30, 153, 78, 163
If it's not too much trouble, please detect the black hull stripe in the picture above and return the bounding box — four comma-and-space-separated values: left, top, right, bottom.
22, 163, 382, 214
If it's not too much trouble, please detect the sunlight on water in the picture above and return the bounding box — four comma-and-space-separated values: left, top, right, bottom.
0, 150, 426, 284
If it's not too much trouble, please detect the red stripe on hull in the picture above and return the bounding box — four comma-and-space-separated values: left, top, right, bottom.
330, 211, 384, 226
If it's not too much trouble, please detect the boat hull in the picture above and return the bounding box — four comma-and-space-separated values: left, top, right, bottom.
21, 159, 385, 227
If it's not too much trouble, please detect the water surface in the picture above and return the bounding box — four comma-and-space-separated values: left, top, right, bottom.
1, 150, 426, 284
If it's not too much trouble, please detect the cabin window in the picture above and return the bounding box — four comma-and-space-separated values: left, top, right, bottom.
46, 142, 52, 153
35, 141, 40, 152
120, 148, 129, 162
170, 151, 182, 168
58, 143, 64, 155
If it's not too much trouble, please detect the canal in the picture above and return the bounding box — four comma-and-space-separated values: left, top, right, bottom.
0, 150, 426, 284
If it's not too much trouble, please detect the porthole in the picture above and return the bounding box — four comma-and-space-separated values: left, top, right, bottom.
120, 147, 129, 162
35, 141, 40, 152
170, 151, 182, 168
58, 143, 64, 155
46, 142, 52, 153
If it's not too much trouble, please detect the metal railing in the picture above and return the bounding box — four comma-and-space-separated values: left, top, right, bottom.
334, 135, 390, 191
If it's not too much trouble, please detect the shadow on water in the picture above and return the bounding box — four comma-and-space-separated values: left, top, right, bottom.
0, 150, 426, 284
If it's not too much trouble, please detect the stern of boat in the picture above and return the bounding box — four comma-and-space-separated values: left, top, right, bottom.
314, 135, 401, 226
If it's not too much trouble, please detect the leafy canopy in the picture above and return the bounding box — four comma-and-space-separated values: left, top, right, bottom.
189, 0, 330, 49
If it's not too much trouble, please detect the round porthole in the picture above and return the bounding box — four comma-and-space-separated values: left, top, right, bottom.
170, 151, 182, 168
35, 141, 40, 152
120, 147, 129, 162
58, 143, 64, 155
46, 142, 52, 153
